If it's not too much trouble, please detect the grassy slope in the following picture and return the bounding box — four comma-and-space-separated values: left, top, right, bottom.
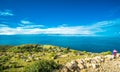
0, 44, 111, 72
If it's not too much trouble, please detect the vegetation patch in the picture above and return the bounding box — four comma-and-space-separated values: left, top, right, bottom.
24, 60, 58, 72
0, 44, 112, 72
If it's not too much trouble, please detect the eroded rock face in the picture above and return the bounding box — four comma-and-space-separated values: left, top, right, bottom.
61, 55, 119, 72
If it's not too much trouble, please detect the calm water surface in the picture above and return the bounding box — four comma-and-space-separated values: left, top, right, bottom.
0, 35, 120, 52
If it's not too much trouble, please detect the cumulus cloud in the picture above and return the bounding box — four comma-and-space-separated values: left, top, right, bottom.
0, 19, 119, 36
0, 9, 14, 16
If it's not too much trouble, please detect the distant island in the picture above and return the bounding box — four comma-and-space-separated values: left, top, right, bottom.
1, 44, 119, 72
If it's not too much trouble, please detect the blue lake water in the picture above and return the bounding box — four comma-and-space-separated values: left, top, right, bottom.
0, 35, 120, 52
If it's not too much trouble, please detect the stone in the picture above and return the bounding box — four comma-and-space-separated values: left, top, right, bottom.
91, 59, 97, 64
93, 56, 103, 63
86, 63, 92, 68
28, 56, 33, 59
25, 59, 31, 62
85, 58, 91, 63
65, 60, 78, 71
65, 63, 74, 71
61, 66, 69, 72
116, 54, 120, 58
91, 63, 99, 69
78, 63, 85, 69
100, 59, 104, 62
76, 59, 85, 64
34, 57, 39, 60
105, 55, 114, 61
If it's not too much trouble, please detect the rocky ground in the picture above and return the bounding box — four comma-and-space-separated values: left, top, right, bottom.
61, 55, 120, 72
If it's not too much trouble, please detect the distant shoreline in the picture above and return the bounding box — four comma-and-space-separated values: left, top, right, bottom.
0, 44, 113, 53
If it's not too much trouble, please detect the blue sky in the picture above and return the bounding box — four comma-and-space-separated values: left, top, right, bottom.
0, 0, 120, 36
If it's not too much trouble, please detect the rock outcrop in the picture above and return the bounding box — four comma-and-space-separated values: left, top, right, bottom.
61, 55, 120, 72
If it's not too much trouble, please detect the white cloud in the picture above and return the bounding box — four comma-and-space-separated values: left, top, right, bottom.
0, 9, 14, 16
0, 26, 95, 35
20, 20, 44, 28
20, 19, 45, 28
18, 25, 45, 29
21, 20, 32, 24
0, 19, 119, 36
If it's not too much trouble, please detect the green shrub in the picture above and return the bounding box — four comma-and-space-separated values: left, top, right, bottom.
63, 48, 70, 54
0, 56, 9, 63
101, 51, 112, 55
24, 60, 59, 72
72, 50, 78, 54
9, 62, 19, 68
0, 65, 3, 71
0, 45, 13, 52
8, 44, 43, 52
3, 61, 22, 70
50, 53, 58, 59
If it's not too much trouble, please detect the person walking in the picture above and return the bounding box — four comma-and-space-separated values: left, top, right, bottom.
113, 49, 117, 58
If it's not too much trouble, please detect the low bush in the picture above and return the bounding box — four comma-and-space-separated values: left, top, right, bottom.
0, 45, 13, 52
8, 44, 43, 53
24, 59, 59, 72
63, 48, 70, 54
100, 51, 112, 55
0, 56, 9, 63
0, 65, 3, 71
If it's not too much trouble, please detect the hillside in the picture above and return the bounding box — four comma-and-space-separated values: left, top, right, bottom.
0, 44, 113, 72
